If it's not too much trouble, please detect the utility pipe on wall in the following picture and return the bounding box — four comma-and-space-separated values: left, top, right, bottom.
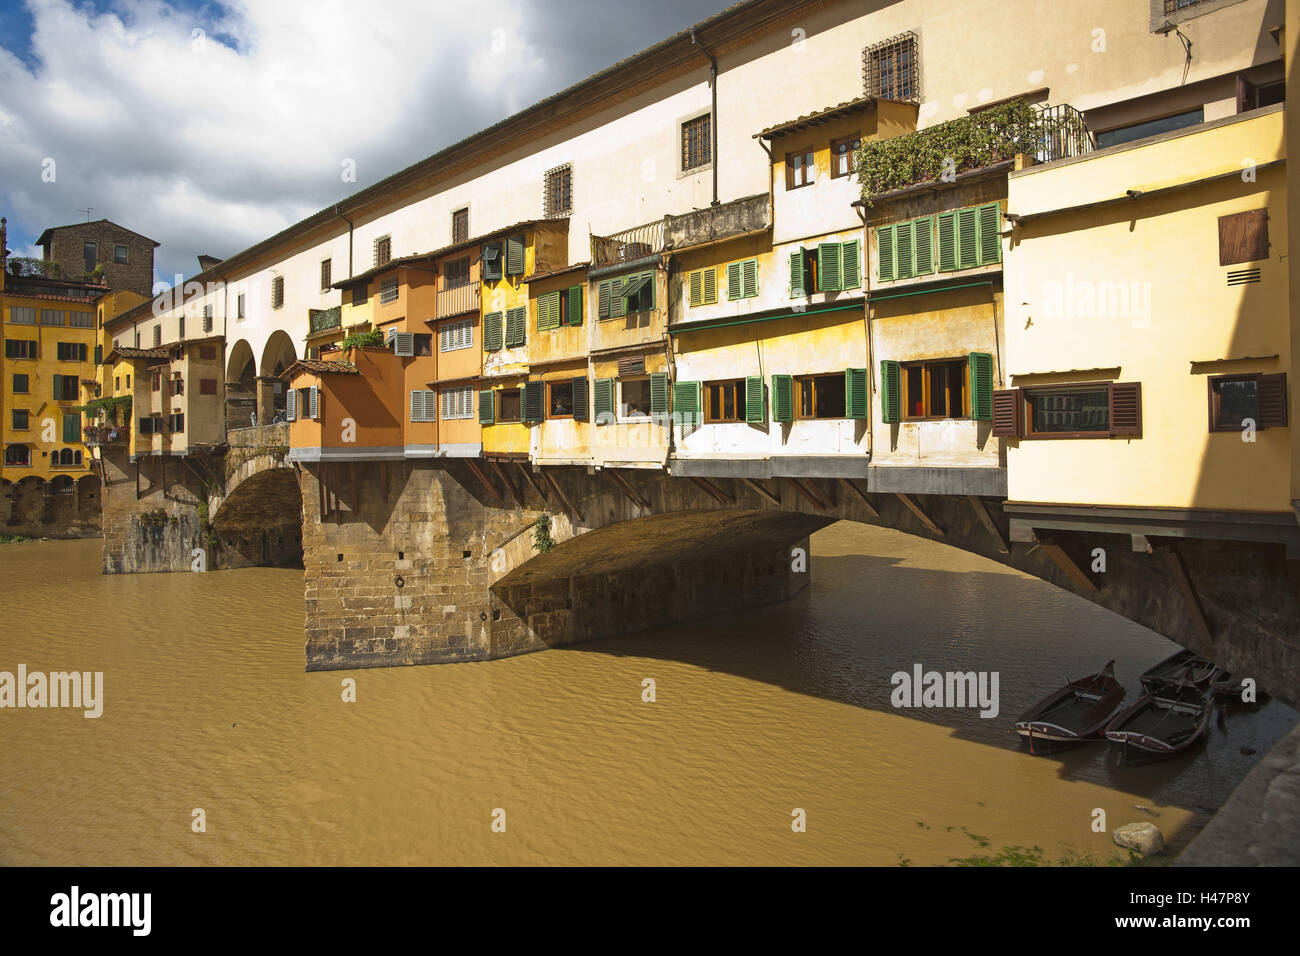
691, 28, 720, 207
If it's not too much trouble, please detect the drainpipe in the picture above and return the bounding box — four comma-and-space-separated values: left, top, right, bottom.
756, 137, 774, 232
691, 29, 720, 207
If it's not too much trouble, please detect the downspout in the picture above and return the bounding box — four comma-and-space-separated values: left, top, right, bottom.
691, 28, 720, 207
334, 204, 354, 278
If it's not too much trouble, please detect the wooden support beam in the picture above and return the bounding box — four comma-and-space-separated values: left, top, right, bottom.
966, 494, 1008, 553
784, 476, 829, 511
690, 475, 735, 505
1158, 541, 1214, 644
895, 493, 944, 536
349, 461, 358, 517
517, 463, 547, 505
542, 468, 582, 521
840, 478, 880, 518
607, 469, 651, 510
465, 458, 502, 502
1036, 532, 1099, 592
492, 460, 526, 508
739, 476, 781, 506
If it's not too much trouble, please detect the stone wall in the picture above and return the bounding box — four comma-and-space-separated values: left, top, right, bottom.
1, 474, 102, 538
43, 221, 155, 298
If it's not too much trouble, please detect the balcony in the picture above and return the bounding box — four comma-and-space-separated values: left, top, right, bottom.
83, 423, 130, 446
591, 219, 665, 270
666, 194, 769, 251
309, 306, 342, 334
436, 280, 481, 319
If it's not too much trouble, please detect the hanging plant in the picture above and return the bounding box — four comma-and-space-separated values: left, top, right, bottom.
532, 512, 555, 553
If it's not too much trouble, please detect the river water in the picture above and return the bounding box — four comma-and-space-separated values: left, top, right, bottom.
1, 524, 1294, 865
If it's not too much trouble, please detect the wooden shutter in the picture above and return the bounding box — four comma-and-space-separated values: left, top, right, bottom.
789, 249, 806, 297
879, 360, 901, 423
913, 217, 934, 276
610, 276, 627, 318
478, 390, 495, 424
93, 344, 103, 365
771, 373, 793, 422
1257, 372, 1288, 428
819, 242, 843, 291
703, 266, 717, 304
393, 332, 414, 357
741, 258, 758, 297
618, 356, 645, 376
506, 306, 526, 346
593, 378, 615, 423
673, 380, 701, 425
505, 235, 526, 276
1109, 382, 1142, 436
968, 352, 993, 421
1218, 210, 1269, 266
597, 279, 612, 318
957, 206, 979, 269
745, 375, 766, 424
650, 372, 669, 415
309, 385, 320, 420
409, 389, 425, 423
689, 270, 703, 307
895, 222, 914, 280
727, 261, 743, 300
572, 377, 589, 421
536, 293, 557, 331
877, 225, 895, 282
483, 311, 503, 351
978, 203, 1002, 265
286, 389, 296, 421
841, 240, 861, 289
483, 244, 502, 282
63, 413, 79, 443
567, 285, 583, 325
845, 367, 868, 419
991, 388, 1022, 437
937, 211, 958, 272
522, 381, 544, 422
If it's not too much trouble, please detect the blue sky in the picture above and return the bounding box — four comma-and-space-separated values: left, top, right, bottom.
0, 0, 730, 285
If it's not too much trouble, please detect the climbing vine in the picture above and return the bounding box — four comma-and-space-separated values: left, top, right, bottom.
532, 512, 555, 553
341, 329, 384, 350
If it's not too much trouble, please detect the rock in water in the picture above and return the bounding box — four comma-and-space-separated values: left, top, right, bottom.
1113, 822, 1164, 858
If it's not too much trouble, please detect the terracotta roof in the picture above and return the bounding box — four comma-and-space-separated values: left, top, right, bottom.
755, 95, 879, 139
106, 347, 172, 362
526, 261, 590, 283
280, 359, 360, 379
36, 219, 160, 248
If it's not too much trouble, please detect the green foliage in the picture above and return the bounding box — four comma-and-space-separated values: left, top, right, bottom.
0, 534, 37, 544
341, 329, 384, 350
856, 100, 1061, 203
77, 395, 132, 419
138, 508, 169, 528
532, 512, 555, 553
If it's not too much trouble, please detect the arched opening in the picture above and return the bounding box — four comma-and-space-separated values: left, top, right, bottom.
226, 340, 257, 429
259, 330, 298, 424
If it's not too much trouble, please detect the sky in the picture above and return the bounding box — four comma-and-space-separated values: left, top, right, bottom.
0, 0, 733, 287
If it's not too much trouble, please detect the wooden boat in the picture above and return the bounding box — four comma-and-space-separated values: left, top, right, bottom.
1014, 660, 1125, 754
1139, 649, 1218, 692
1104, 681, 1214, 761
1209, 671, 1248, 700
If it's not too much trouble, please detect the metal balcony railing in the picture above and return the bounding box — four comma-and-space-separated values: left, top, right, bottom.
83, 423, 129, 445
436, 280, 481, 319
591, 219, 665, 270
1031, 104, 1095, 164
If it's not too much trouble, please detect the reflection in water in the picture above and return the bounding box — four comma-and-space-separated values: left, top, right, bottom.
1, 525, 1293, 865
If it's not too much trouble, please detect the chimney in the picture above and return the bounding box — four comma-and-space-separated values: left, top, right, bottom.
197, 255, 222, 272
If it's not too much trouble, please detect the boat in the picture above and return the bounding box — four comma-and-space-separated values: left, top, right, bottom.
1139, 649, 1218, 692
1209, 671, 1245, 700
1104, 681, 1214, 761
1014, 660, 1126, 754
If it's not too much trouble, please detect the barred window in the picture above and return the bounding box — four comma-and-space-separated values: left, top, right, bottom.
380, 277, 399, 304
544, 164, 572, 218
864, 32, 919, 102
682, 114, 711, 170
272, 276, 285, 309
452, 208, 469, 244
320, 258, 332, 291
374, 234, 392, 266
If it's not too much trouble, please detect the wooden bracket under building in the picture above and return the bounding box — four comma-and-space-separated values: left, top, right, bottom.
690, 475, 735, 505
739, 476, 781, 506
1035, 531, 1100, 592
491, 460, 526, 508
1156, 540, 1214, 644
465, 458, 502, 503
542, 469, 582, 521
966, 495, 1009, 553
607, 469, 651, 510
840, 478, 880, 518
784, 476, 829, 511
895, 493, 944, 536
517, 463, 547, 505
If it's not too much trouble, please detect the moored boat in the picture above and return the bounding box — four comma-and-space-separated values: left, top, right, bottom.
1014, 660, 1126, 755
1139, 649, 1218, 692
1104, 681, 1214, 762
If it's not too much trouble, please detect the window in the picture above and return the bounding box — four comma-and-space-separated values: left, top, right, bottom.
620, 379, 652, 419
544, 164, 573, 218
902, 358, 967, 419
1163, 0, 1202, 12
168, 413, 185, 433
878, 204, 1000, 281
444, 256, 470, 289
505, 306, 526, 347
12, 374, 28, 393
790, 240, 861, 295
374, 234, 392, 267
548, 380, 574, 418
126, 374, 131, 388
504, 235, 526, 277
599, 271, 655, 317
12, 410, 29, 430
1218, 210, 1269, 266
62, 412, 80, 443
537, 286, 583, 329
203, 305, 213, 333
351, 283, 367, 307
863, 32, 919, 102
1010, 381, 1143, 438
84, 242, 97, 273
441, 386, 474, 420
832, 135, 862, 177
498, 388, 522, 422
1027, 386, 1110, 435
53, 375, 80, 401
452, 208, 469, 244
68, 311, 93, 328
439, 318, 473, 352
682, 114, 711, 170
321, 258, 332, 291
272, 276, 285, 309
41, 309, 66, 326
153, 325, 162, 346
171, 375, 185, 396
795, 374, 846, 419
4, 445, 31, 466
1208, 373, 1288, 431
52, 448, 83, 467
380, 277, 399, 304
786, 150, 815, 189
413, 333, 433, 357
705, 380, 748, 423
726, 259, 759, 299
152, 370, 162, 392
5, 339, 37, 359
237, 293, 245, 319
56, 342, 88, 361
1096, 108, 1203, 149
481, 243, 502, 283
114, 244, 128, 264
8, 307, 36, 325
483, 311, 503, 351
200, 378, 218, 395
688, 267, 717, 306
138, 416, 158, 435
178, 316, 185, 340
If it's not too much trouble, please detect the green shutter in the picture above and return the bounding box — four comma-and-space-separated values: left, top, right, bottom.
727, 261, 743, 300
483, 243, 502, 282
63, 412, 80, 443
895, 222, 914, 280
483, 311, 503, 351
572, 376, 588, 421
703, 267, 717, 304
789, 248, 805, 297
689, 270, 703, 307
478, 390, 495, 424
818, 242, 843, 291
771, 373, 793, 422
880, 360, 901, 424
741, 258, 758, 297
522, 381, 544, 422
877, 225, 895, 281
505, 235, 525, 276
913, 217, 934, 275
745, 375, 766, 424
845, 368, 868, 419
650, 372, 669, 415
537, 292, 559, 331
593, 378, 615, 423
978, 203, 1002, 265
597, 279, 612, 318
841, 240, 860, 289
506, 306, 526, 346
957, 206, 979, 269
567, 284, 583, 325
672, 380, 701, 426
968, 352, 993, 421
610, 276, 627, 318
937, 211, 959, 272
93, 344, 103, 365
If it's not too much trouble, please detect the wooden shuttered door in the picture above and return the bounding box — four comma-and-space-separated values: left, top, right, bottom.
521, 381, 544, 422
593, 378, 615, 423
1258, 372, 1288, 428
1218, 210, 1269, 266
879, 360, 901, 424
483, 311, 503, 351
745, 375, 766, 424
967, 352, 993, 421
505, 307, 526, 347
771, 373, 793, 422
673, 380, 701, 425
991, 388, 1022, 437
650, 372, 669, 415
478, 390, 495, 424
845, 367, 868, 419
818, 242, 843, 291
1108, 381, 1142, 436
